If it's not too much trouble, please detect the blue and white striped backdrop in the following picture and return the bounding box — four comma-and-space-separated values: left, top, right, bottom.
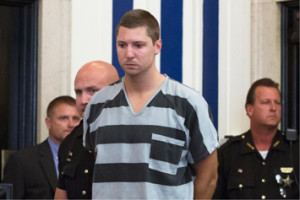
70, 0, 218, 130
111, 0, 219, 130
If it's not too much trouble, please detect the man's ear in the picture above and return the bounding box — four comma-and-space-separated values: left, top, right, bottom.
246, 104, 253, 117
154, 39, 162, 55
45, 117, 51, 130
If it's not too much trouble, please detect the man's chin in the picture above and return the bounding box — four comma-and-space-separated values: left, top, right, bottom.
265, 123, 279, 130
80, 109, 85, 117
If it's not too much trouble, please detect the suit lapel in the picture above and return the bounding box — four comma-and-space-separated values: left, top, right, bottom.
38, 140, 57, 191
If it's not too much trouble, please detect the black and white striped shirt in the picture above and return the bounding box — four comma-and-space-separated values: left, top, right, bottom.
83, 76, 218, 199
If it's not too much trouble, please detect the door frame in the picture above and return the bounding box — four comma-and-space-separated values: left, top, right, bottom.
280, 0, 299, 138
0, 0, 38, 149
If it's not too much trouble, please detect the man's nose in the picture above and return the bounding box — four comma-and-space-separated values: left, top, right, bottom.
81, 93, 90, 105
125, 46, 134, 58
270, 102, 277, 111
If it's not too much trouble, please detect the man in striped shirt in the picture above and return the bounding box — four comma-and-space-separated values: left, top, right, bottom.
83, 9, 219, 199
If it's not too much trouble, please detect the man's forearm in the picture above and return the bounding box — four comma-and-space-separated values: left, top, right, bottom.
194, 175, 217, 199
192, 150, 218, 199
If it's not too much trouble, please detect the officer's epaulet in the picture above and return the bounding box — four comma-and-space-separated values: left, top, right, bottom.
220, 133, 246, 149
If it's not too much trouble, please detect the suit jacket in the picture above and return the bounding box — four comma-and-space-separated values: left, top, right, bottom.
2, 139, 57, 199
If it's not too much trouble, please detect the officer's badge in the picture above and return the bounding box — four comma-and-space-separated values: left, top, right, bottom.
280, 167, 294, 187
282, 175, 294, 188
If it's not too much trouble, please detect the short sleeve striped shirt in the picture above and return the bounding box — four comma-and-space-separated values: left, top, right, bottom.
83, 76, 218, 199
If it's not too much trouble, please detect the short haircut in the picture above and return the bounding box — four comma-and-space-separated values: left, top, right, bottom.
115, 9, 160, 44
46, 96, 76, 117
245, 78, 280, 107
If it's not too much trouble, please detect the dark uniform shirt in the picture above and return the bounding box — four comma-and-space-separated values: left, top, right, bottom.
57, 121, 95, 199
213, 130, 299, 199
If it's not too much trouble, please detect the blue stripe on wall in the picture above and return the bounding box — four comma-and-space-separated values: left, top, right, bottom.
203, 0, 219, 130
112, 0, 133, 77
160, 0, 183, 82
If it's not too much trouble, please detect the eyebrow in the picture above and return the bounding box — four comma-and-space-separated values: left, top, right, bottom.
86, 86, 100, 90
75, 86, 99, 91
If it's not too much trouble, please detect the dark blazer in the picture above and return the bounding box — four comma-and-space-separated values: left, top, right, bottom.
2, 139, 57, 199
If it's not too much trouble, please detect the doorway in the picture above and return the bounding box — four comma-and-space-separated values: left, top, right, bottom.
280, 0, 299, 138
0, 0, 38, 180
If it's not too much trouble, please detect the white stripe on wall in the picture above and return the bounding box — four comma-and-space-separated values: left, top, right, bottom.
182, 0, 203, 93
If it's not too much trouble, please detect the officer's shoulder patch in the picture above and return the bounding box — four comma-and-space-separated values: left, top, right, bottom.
228, 134, 244, 143
219, 134, 244, 150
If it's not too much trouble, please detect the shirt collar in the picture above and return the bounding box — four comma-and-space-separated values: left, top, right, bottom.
47, 137, 59, 157
47, 137, 59, 177
240, 130, 285, 155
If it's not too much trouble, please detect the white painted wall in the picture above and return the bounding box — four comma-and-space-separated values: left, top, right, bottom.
251, 0, 281, 83
218, 0, 282, 140
218, 0, 252, 140
38, 0, 72, 142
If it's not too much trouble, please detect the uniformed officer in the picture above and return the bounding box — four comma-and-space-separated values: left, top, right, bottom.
54, 60, 119, 199
213, 78, 299, 199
